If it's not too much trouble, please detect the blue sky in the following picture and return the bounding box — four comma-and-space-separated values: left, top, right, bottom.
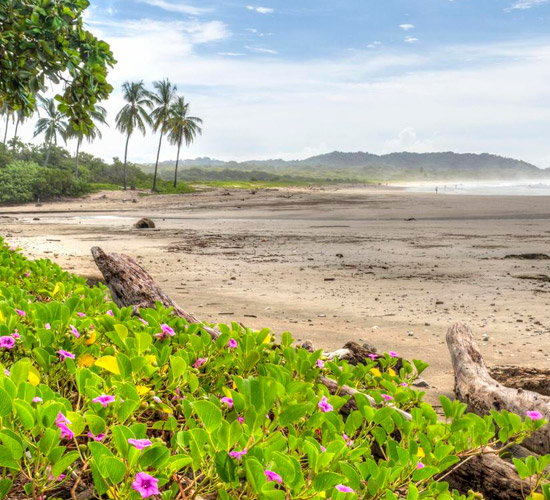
19, 0, 550, 166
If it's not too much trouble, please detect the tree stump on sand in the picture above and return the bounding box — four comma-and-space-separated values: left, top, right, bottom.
134, 217, 155, 229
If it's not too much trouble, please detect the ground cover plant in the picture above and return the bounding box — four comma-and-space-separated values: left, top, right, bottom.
0, 237, 549, 500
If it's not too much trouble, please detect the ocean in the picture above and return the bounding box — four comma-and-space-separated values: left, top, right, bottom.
406, 181, 550, 196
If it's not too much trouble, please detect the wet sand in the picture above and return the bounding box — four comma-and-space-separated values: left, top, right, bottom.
2, 185, 550, 404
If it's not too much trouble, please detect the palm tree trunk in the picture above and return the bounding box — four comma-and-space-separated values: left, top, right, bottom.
3, 114, 10, 144
173, 142, 181, 188
12, 115, 20, 148
152, 129, 164, 192
74, 138, 81, 179
123, 133, 130, 191
44, 139, 52, 168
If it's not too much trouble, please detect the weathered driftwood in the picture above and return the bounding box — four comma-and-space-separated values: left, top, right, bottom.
91, 247, 220, 339
446, 452, 534, 500
447, 322, 550, 455
90, 248, 537, 500
490, 365, 550, 397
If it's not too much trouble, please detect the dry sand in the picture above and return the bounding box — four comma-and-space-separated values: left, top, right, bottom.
2, 185, 550, 405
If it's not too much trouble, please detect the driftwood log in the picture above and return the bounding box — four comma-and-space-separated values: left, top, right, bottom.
91, 248, 539, 499
447, 323, 550, 455
91, 247, 220, 340
490, 365, 550, 397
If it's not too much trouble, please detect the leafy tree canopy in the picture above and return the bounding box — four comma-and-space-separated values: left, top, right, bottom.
0, 0, 115, 135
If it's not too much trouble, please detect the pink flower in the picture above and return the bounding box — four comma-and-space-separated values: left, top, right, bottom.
388, 351, 398, 358
48, 472, 65, 481
526, 410, 544, 421
335, 485, 354, 493
92, 395, 116, 408
161, 324, 175, 336
104, 295, 110, 302
139, 317, 149, 325
132, 472, 159, 499
193, 357, 207, 368
56, 413, 74, 440
24, 272, 30, 277
318, 395, 333, 413
57, 350, 75, 361
264, 469, 283, 484
368, 353, 379, 360
320, 445, 326, 452
128, 438, 153, 450
416, 461, 425, 469
237, 416, 244, 424
381, 394, 393, 402
316, 359, 325, 368
4, 369, 9, 377
107, 310, 114, 317
32, 397, 43, 403
221, 397, 234, 408
343, 433, 354, 447
229, 448, 247, 460
15, 308, 25, 316
77, 312, 86, 317
69, 325, 80, 338
11, 330, 19, 339
0, 336, 15, 349
87, 432, 105, 442
400, 382, 408, 387
228, 338, 238, 349
45, 323, 51, 330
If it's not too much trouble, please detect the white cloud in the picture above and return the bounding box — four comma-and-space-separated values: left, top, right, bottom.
399, 24, 415, 31
405, 36, 419, 43
507, 0, 548, 9
219, 52, 245, 57
245, 46, 278, 54
137, 0, 212, 16
246, 5, 274, 14
383, 127, 435, 153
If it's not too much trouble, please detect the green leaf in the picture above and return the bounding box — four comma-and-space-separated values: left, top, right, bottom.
0, 479, 13, 500
0, 388, 12, 417
215, 451, 236, 483
314, 472, 345, 491
0, 446, 20, 471
105, 457, 126, 484
193, 400, 222, 432
51, 451, 79, 478
244, 457, 266, 493
279, 403, 311, 427
13, 400, 34, 429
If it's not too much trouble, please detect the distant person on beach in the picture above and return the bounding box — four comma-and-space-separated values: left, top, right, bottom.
435, 186, 439, 194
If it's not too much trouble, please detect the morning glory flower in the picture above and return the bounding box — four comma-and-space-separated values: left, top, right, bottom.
0, 336, 15, 349
15, 308, 26, 317
193, 357, 207, 368
55, 412, 74, 440
229, 448, 247, 460
416, 461, 425, 469
318, 395, 333, 413
228, 338, 238, 349
92, 395, 116, 408
32, 397, 43, 403
526, 410, 544, 421
44, 323, 51, 330
388, 351, 399, 358
221, 397, 234, 408
132, 472, 159, 499
382, 394, 393, 402
128, 438, 153, 450
87, 432, 105, 442
264, 469, 283, 484
316, 359, 325, 368
335, 485, 354, 493
69, 325, 80, 338
57, 350, 75, 362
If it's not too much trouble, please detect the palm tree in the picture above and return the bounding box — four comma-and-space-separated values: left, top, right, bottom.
150, 79, 177, 192
115, 81, 152, 190
33, 97, 67, 167
65, 105, 108, 179
1, 105, 11, 145
167, 96, 202, 188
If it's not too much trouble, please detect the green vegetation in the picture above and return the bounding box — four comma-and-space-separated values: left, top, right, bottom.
0, 0, 115, 135
0, 142, 194, 204
0, 239, 550, 499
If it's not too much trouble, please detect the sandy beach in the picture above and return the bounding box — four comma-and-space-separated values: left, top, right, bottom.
1, 185, 550, 404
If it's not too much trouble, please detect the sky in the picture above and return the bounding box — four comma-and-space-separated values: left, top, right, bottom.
14, 0, 550, 166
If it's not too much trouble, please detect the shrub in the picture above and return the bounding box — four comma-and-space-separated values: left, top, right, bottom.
0, 161, 90, 204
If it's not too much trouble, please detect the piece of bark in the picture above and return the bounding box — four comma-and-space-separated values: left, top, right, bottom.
445, 452, 535, 500
447, 322, 550, 455
91, 247, 220, 339
489, 365, 550, 397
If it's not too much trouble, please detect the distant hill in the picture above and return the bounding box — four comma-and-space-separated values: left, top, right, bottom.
144, 151, 549, 182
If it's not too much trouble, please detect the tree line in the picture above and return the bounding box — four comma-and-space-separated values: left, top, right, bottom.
0, 79, 202, 191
